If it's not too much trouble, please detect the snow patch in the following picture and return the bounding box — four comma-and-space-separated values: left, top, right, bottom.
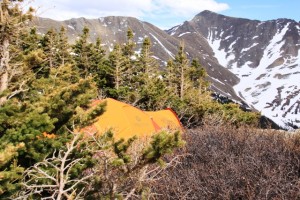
219, 31, 224, 37
178, 32, 191, 37
228, 39, 237, 50
211, 77, 225, 85
169, 25, 180, 36
99, 17, 104, 22
151, 55, 161, 60
131, 55, 137, 60
231, 22, 300, 128
149, 33, 174, 58
67, 25, 75, 30
241, 43, 259, 53
224, 35, 232, 40
227, 53, 235, 62
207, 28, 228, 67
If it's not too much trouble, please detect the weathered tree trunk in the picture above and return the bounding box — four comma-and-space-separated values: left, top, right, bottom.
180, 65, 184, 100
116, 62, 120, 90
0, 38, 10, 105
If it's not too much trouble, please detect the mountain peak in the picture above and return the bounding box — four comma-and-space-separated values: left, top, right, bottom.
194, 10, 243, 22
195, 10, 253, 22
196, 10, 219, 17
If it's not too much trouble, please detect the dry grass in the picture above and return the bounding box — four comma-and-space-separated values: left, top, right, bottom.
151, 124, 300, 199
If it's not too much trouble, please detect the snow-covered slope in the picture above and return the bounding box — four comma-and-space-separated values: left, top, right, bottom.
208, 22, 300, 128
170, 10, 300, 129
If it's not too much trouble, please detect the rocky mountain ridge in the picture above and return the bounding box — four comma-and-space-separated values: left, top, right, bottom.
169, 10, 300, 129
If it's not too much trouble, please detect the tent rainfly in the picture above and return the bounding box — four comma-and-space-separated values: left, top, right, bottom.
83, 98, 183, 139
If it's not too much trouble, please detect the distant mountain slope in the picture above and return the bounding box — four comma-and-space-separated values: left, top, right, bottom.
169, 10, 300, 129
33, 16, 241, 101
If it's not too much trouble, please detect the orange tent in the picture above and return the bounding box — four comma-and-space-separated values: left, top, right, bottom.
84, 98, 182, 139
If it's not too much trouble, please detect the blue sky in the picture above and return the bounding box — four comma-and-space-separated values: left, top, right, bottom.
220, 0, 300, 22
31, 0, 300, 29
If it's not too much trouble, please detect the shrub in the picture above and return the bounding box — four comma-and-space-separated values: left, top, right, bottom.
151, 123, 300, 199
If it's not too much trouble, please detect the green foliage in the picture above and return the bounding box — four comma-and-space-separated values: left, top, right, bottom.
138, 37, 158, 78
0, 24, 99, 199
90, 37, 111, 87
190, 59, 209, 91
113, 136, 137, 164
108, 44, 127, 90
0, 0, 35, 105
173, 43, 192, 100
56, 26, 72, 66
122, 28, 135, 58
0, 66, 100, 197
0, 0, 33, 42
217, 103, 260, 126
40, 28, 58, 68
0, 143, 24, 196
138, 77, 174, 110
19, 28, 41, 55
24, 49, 49, 78
142, 131, 185, 165
40, 26, 72, 67
72, 27, 94, 77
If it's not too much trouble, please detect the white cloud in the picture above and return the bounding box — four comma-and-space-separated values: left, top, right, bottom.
156, 0, 229, 16
30, 0, 229, 27
31, 0, 153, 20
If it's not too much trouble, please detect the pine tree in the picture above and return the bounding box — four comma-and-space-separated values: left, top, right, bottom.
72, 27, 94, 77
122, 28, 135, 58
139, 37, 159, 79
190, 59, 209, 94
19, 27, 41, 55
173, 43, 192, 100
134, 37, 170, 110
24, 48, 48, 78
108, 44, 126, 90
89, 37, 110, 88
41, 28, 57, 68
56, 26, 72, 66
121, 28, 137, 89
165, 59, 178, 96
0, 0, 34, 105
18, 27, 51, 79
